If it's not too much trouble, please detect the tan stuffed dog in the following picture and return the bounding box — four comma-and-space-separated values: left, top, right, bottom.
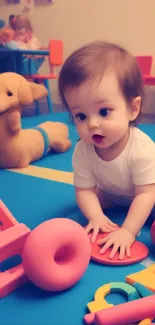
0, 72, 71, 168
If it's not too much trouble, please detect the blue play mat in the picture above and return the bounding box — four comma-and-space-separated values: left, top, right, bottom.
0, 112, 155, 325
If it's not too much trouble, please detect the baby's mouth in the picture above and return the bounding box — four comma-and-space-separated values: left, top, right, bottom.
92, 134, 105, 143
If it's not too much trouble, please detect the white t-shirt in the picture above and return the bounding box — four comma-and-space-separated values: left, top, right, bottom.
72, 127, 155, 206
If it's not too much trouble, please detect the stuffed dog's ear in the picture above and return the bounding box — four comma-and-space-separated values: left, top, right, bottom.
19, 79, 48, 105
29, 82, 48, 101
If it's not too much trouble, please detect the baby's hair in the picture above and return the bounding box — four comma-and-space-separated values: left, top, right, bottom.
58, 41, 144, 125
12, 14, 33, 33
9, 14, 16, 30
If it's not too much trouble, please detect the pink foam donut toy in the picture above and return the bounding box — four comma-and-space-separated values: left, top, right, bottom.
22, 218, 91, 291
151, 221, 155, 244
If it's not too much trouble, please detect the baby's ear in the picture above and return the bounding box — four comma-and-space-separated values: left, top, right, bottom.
129, 96, 141, 121
29, 82, 48, 101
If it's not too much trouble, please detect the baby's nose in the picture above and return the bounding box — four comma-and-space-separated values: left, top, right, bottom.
88, 117, 99, 129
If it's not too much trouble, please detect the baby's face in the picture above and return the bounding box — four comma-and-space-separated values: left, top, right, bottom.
17, 28, 26, 36
65, 72, 136, 150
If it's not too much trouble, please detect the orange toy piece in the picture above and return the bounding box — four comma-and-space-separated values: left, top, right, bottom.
126, 265, 155, 293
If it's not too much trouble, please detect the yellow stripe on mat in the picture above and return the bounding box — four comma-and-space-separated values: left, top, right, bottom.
9, 165, 74, 185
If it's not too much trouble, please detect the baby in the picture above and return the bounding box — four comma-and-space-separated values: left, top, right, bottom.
10, 14, 41, 50
58, 41, 155, 260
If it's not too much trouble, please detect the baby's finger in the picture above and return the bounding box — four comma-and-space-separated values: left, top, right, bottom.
109, 243, 120, 259
97, 234, 110, 245
99, 239, 113, 254
119, 245, 126, 260
91, 227, 99, 243
126, 245, 131, 257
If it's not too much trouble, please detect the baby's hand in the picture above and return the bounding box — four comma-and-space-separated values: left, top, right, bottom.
85, 216, 118, 243
97, 227, 135, 260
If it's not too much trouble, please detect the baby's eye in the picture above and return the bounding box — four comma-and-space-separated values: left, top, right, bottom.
75, 113, 86, 122
99, 108, 110, 117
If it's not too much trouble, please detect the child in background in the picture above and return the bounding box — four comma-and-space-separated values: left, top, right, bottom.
9, 14, 41, 50
58, 41, 155, 260
8, 15, 16, 30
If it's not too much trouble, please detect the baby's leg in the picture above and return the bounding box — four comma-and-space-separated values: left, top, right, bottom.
95, 187, 116, 210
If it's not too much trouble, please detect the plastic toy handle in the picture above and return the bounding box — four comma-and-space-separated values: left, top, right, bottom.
94, 295, 155, 325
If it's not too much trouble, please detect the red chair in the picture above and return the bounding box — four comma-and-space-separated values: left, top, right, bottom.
26, 40, 63, 114
142, 75, 155, 86
135, 56, 155, 85
136, 56, 153, 75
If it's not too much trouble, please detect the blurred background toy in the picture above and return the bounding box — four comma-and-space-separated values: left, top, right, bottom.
0, 72, 71, 169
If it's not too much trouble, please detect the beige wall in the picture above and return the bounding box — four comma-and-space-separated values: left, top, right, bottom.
1, 0, 155, 105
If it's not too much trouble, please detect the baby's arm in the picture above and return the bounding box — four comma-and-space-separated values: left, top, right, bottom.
124, 142, 155, 235
76, 186, 117, 242
123, 183, 155, 236
72, 140, 117, 243
97, 185, 155, 260
98, 141, 155, 260
76, 187, 104, 220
